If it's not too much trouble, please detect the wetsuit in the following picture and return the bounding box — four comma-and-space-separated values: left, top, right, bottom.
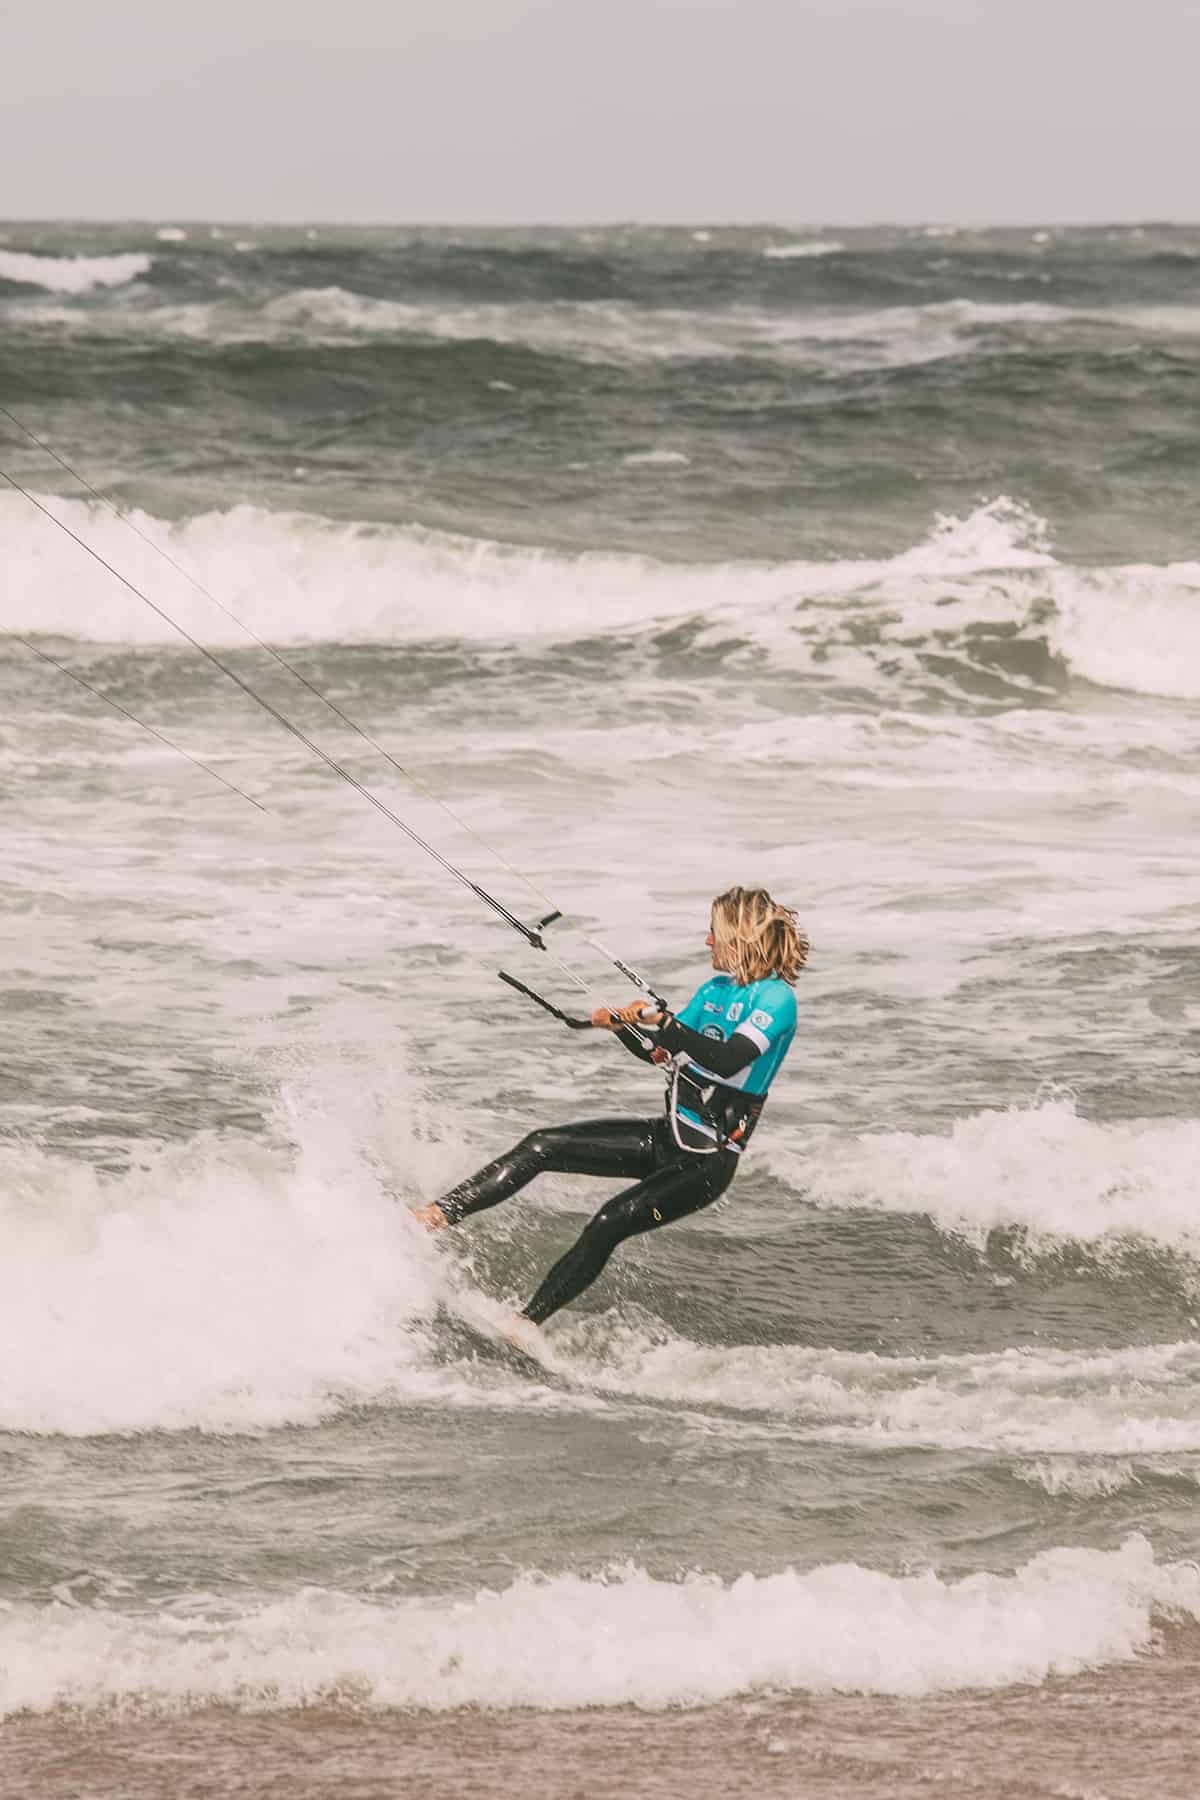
438, 973, 797, 1324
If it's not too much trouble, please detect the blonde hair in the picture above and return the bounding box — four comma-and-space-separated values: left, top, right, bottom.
711, 886, 809, 986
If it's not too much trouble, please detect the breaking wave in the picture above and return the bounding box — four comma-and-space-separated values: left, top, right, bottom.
550, 1327, 1200, 1457
3, 1072, 1197, 1450
0, 250, 152, 294
249, 286, 998, 368
14, 283, 1195, 371
5, 492, 1200, 699
2, 1536, 1197, 1714
771, 1101, 1200, 1264
0, 1059, 486, 1437
762, 240, 846, 259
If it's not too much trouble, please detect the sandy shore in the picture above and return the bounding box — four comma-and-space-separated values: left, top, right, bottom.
4, 1640, 1199, 1800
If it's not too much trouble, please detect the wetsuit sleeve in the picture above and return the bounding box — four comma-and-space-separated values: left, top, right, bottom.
614, 1025, 659, 1064
655, 1015, 760, 1079
615, 979, 711, 1067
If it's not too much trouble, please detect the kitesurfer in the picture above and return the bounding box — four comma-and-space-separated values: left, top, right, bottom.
413, 886, 808, 1327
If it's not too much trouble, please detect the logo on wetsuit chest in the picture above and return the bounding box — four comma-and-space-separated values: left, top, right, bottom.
726, 1002, 744, 1022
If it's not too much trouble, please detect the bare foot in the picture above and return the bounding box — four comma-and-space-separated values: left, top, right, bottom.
503, 1314, 544, 1356
412, 1202, 449, 1233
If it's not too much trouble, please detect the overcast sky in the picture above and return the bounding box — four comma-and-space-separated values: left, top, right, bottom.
5, 0, 1199, 223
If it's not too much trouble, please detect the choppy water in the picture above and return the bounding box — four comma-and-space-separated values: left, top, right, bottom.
1, 221, 1199, 1793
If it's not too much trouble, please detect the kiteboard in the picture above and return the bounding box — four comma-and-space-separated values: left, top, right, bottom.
438, 1297, 557, 1379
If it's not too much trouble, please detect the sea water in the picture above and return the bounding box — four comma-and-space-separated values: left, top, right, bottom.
1, 222, 1198, 1797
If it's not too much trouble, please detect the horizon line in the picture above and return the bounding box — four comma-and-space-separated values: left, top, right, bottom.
3, 214, 1199, 231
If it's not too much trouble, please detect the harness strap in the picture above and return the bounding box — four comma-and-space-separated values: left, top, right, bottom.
666, 1061, 765, 1156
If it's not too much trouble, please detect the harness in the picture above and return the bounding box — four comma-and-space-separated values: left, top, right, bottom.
666, 1058, 765, 1157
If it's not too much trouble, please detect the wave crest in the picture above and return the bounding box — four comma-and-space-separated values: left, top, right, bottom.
0, 250, 152, 293
2, 1536, 1195, 1714
771, 1101, 1200, 1263
0, 1058, 465, 1436
4, 1078, 1199, 1449
762, 240, 846, 259
553, 1326, 1200, 1455
4, 491, 1198, 697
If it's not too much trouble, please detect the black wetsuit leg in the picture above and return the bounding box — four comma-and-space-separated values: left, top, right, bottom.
521, 1147, 738, 1325
438, 1118, 660, 1225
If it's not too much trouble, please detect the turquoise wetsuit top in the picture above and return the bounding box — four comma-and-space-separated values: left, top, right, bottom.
673, 973, 798, 1097
652, 973, 797, 1151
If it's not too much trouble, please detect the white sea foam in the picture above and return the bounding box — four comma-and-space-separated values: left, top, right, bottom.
9, 282, 1112, 372
0, 249, 152, 294
475, 707, 1199, 808
6, 489, 1199, 701
769, 1101, 1200, 1262
248, 292, 1062, 371
0, 1059, 551, 1437
0, 492, 753, 643
548, 1323, 1200, 1456
0, 1141, 421, 1436
623, 448, 691, 466
1017, 1458, 1200, 1497
260, 286, 741, 361
1046, 562, 1200, 698
1016, 1459, 1142, 1498
3, 1066, 1198, 1454
12, 271, 1200, 372
1, 1536, 1195, 1715
762, 240, 846, 259
1108, 304, 1200, 336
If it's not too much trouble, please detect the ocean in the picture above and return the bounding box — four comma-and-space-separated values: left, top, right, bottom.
1, 220, 1198, 1798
